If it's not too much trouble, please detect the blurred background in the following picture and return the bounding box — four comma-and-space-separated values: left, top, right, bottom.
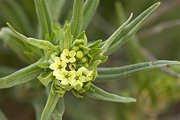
0, 0, 180, 120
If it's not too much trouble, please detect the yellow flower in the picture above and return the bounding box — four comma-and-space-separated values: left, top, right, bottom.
56, 70, 76, 85
81, 67, 94, 81
61, 49, 76, 63
87, 70, 94, 81
49, 57, 67, 76
71, 68, 86, 91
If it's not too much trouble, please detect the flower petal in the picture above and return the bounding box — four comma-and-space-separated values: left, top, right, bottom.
55, 57, 61, 64
69, 50, 76, 57
61, 80, 69, 85
49, 63, 58, 70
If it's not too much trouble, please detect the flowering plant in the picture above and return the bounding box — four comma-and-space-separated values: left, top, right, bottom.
0, 0, 179, 120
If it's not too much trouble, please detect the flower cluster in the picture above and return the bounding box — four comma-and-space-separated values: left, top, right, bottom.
49, 49, 94, 97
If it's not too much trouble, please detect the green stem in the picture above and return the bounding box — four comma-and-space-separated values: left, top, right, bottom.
40, 92, 59, 120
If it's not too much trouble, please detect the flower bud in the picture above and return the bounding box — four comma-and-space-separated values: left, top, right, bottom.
84, 62, 89, 68
76, 51, 84, 59
71, 46, 79, 51
80, 56, 88, 63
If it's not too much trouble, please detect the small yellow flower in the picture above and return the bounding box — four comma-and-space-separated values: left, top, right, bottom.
81, 67, 94, 81
49, 57, 67, 76
71, 68, 86, 91
87, 70, 94, 81
61, 49, 76, 63
56, 70, 76, 85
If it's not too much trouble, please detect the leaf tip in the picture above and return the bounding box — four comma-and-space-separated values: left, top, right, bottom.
157, 2, 161, 6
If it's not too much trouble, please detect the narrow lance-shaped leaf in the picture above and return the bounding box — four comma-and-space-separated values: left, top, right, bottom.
82, 0, 100, 30
38, 72, 54, 86
96, 60, 180, 81
103, 2, 160, 55
34, 0, 52, 39
52, 23, 64, 49
0, 61, 43, 89
0, 27, 34, 63
7, 22, 29, 42
86, 84, 136, 103
28, 38, 55, 51
7, 23, 56, 59
92, 60, 101, 80
52, 98, 65, 120
101, 13, 133, 55
70, 0, 84, 38
64, 24, 72, 50
5, 24, 43, 61
40, 92, 60, 120
7, 22, 51, 50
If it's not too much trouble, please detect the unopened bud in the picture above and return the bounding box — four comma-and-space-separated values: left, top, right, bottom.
80, 56, 88, 63
71, 46, 79, 51
84, 62, 89, 68
76, 51, 84, 59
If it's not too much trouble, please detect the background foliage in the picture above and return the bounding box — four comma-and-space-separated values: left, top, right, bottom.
0, 0, 180, 120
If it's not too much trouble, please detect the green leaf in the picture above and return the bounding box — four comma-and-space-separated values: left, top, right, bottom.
52, 23, 64, 49
86, 84, 136, 103
7, 23, 56, 59
0, 62, 43, 89
99, 56, 108, 63
101, 13, 133, 55
75, 31, 85, 39
103, 2, 160, 55
70, 0, 84, 38
0, 27, 34, 63
82, 0, 100, 30
89, 48, 102, 57
88, 39, 102, 48
52, 98, 65, 120
96, 60, 180, 81
34, 0, 52, 39
40, 92, 60, 120
28, 38, 55, 51
64, 24, 72, 50
38, 72, 54, 86
72, 89, 83, 98
27, 38, 56, 60
92, 60, 101, 80
0, 109, 8, 120
37, 61, 49, 68
2, 25, 43, 62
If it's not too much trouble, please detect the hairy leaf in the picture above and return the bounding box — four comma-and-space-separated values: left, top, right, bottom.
52, 98, 65, 120
103, 2, 160, 55
96, 60, 180, 81
86, 84, 136, 103
64, 24, 72, 50
34, 0, 52, 39
101, 13, 133, 55
82, 0, 100, 30
0, 62, 43, 89
70, 0, 84, 38
40, 92, 60, 120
